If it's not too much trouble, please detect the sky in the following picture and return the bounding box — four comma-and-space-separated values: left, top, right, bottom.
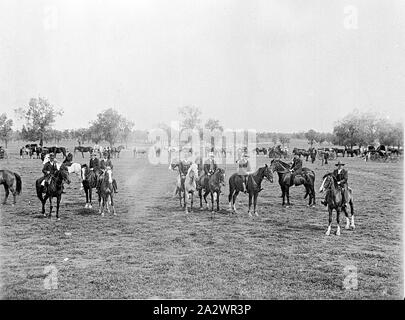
0, 0, 404, 132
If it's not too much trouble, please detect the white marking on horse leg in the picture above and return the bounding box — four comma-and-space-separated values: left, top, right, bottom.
325, 225, 331, 236
345, 217, 350, 229
336, 225, 341, 236
351, 216, 355, 229
254, 211, 259, 217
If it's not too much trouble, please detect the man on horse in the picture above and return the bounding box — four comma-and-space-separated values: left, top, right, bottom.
96, 151, 117, 193
41, 153, 58, 189
236, 152, 252, 193
178, 149, 193, 178
321, 160, 349, 208
204, 152, 217, 176
289, 154, 305, 186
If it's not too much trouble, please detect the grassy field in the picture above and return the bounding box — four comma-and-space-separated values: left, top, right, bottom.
0, 140, 403, 299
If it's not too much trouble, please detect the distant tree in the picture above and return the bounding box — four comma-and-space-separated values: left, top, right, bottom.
305, 129, 318, 147
271, 134, 278, 145
0, 113, 13, 148
15, 97, 63, 146
204, 118, 223, 132
278, 134, 290, 147
178, 106, 202, 130
121, 119, 135, 147
91, 108, 129, 147
315, 132, 327, 145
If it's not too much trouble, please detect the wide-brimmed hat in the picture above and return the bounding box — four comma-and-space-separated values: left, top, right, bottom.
335, 160, 345, 166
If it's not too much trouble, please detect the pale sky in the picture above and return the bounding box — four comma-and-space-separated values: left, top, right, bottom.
1, 0, 404, 132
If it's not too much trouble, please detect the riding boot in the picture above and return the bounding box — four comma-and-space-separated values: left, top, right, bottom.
242, 182, 247, 193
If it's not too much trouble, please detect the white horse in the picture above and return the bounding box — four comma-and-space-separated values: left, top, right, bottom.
184, 163, 199, 213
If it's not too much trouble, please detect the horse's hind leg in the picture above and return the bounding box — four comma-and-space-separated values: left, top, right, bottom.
232, 191, 239, 213
48, 197, 53, 218
253, 193, 259, 216
349, 199, 355, 229
326, 208, 333, 235
56, 196, 61, 220
2, 185, 9, 205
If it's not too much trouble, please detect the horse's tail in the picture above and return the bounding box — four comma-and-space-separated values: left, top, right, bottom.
14, 173, 22, 195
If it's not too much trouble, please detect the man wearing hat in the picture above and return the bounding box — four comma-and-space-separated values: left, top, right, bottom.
236, 152, 252, 193
321, 160, 349, 207
204, 152, 217, 176
41, 153, 58, 188
97, 151, 117, 193
89, 152, 100, 171
178, 149, 193, 178
289, 154, 304, 186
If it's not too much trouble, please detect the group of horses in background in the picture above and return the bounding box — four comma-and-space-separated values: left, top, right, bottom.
75, 145, 125, 158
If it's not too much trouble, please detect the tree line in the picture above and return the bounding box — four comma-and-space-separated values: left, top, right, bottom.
0, 100, 403, 150
0, 96, 135, 148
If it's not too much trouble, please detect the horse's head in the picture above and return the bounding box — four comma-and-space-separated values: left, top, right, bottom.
319, 173, 335, 193
59, 165, 71, 185
263, 164, 273, 183
215, 168, 226, 186
105, 167, 113, 184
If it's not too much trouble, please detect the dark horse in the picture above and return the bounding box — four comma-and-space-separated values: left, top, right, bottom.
197, 168, 226, 217
0, 170, 22, 205
74, 146, 93, 158
98, 167, 116, 216
292, 148, 310, 161
228, 165, 273, 216
319, 173, 355, 236
36, 165, 70, 220
269, 159, 316, 207
81, 164, 98, 209
47, 146, 67, 158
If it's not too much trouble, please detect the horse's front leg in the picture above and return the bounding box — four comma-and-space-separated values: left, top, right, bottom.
253, 193, 259, 216
203, 190, 210, 210
198, 189, 203, 209
326, 207, 333, 236
210, 192, 214, 213
56, 195, 61, 220
286, 187, 291, 206
281, 186, 285, 206
48, 196, 53, 218
98, 191, 102, 215
336, 208, 341, 235
232, 191, 239, 213
248, 193, 252, 217
216, 191, 220, 212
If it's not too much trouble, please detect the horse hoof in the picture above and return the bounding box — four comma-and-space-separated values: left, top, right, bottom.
254, 212, 259, 217
345, 225, 350, 230
336, 230, 341, 236
325, 231, 330, 236
57, 218, 60, 221
351, 225, 355, 230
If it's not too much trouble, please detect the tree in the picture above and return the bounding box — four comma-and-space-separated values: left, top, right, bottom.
121, 119, 135, 147
15, 97, 63, 146
178, 106, 202, 130
204, 118, 223, 132
315, 132, 327, 145
305, 129, 318, 147
0, 113, 13, 148
278, 134, 290, 147
90, 108, 129, 147
271, 134, 278, 146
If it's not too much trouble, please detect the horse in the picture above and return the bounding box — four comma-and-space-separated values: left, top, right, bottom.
197, 168, 226, 218
81, 164, 98, 209
133, 146, 148, 158
0, 170, 22, 205
183, 163, 199, 213
35, 164, 70, 220
47, 146, 67, 158
74, 146, 93, 158
256, 147, 268, 155
228, 165, 273, 217
269, 159, 316, 207
319, 173, 355, 235
292, 148, 310, 161
98, 167, 116, 216
333, 148, 345, 157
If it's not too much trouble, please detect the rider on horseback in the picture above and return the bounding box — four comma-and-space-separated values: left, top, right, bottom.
96, 151, 117, 193
41, 153, 58, 189
289, 155, 304, 186
321, 160, 348, 208
236, 152, 252, 193
204, 152, 217, 176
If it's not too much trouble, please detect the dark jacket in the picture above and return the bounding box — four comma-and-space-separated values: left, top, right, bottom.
204, 159, 217, 175
90, 158, 100, 170
333, 168, 348, 185
42, 161, 58, 176
178, 160, 191, 176
100, 158, 113, 170
291, 157, 303, 171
